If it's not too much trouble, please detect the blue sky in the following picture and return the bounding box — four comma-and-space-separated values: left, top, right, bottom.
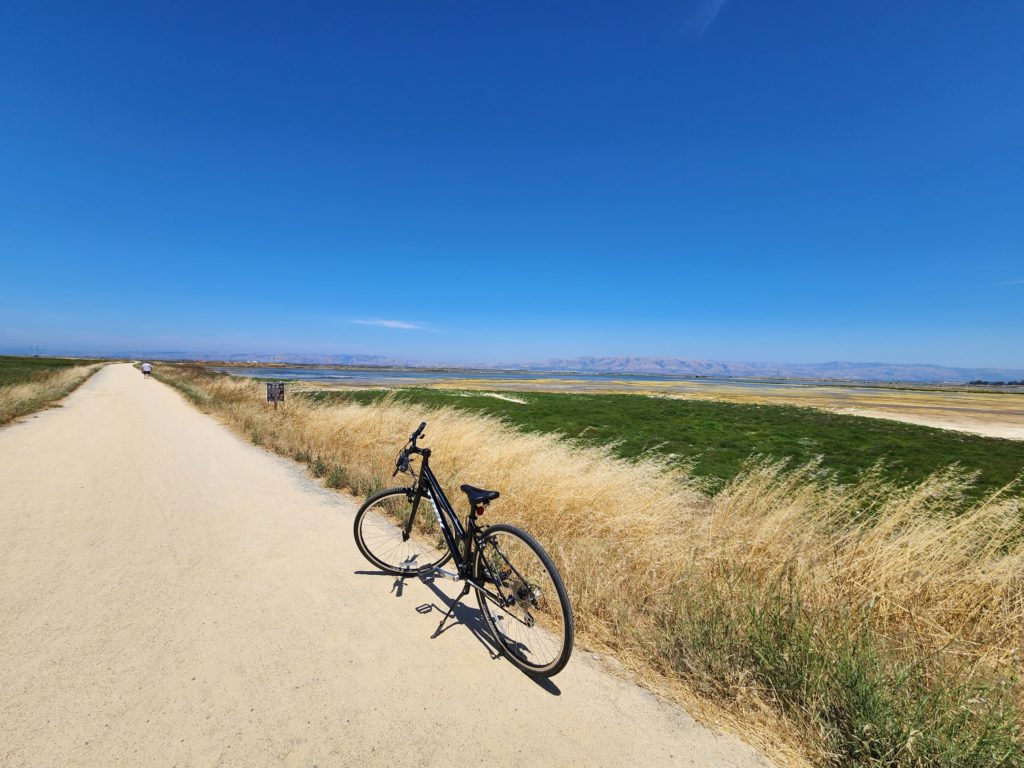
1, 1, 1022, 366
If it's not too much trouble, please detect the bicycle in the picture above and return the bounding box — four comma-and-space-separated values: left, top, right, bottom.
353, 422, 574, 677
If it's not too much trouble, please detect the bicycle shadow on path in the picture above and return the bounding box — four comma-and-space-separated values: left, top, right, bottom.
352, 570, 561, 696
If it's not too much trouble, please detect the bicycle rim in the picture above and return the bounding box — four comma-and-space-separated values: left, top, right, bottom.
474, 524, 573, 677
354, 488, 452, 576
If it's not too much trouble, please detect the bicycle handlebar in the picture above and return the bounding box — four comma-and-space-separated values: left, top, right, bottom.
393, 422, 428, 477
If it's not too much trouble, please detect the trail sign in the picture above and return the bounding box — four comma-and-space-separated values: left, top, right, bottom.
266, 382, 285, 407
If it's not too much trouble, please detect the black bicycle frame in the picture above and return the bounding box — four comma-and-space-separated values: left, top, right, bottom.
407, 449, 471, 570
403, 449, 509, 607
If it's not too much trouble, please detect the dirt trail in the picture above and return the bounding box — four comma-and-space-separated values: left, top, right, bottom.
0, 364, 771, 768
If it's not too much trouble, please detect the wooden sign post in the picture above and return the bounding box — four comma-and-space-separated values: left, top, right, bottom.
266, 382, 285, 409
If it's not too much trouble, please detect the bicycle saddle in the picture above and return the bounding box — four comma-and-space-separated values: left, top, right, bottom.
460, 484, 500, 505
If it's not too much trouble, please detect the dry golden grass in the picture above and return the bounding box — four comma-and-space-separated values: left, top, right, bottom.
158, 365, 1024, 766
0, 364, 105, 426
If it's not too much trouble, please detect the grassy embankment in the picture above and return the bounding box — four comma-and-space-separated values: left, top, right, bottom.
306, 388, 1024, 503
157, 364, 1023, 767
0, 355, 106, 426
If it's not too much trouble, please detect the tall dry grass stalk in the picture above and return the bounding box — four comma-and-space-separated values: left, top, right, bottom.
158, 365, 1024, 766
0, 364, 104, 426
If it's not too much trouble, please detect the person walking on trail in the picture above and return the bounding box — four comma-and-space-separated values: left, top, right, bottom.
141, 362, 152, 379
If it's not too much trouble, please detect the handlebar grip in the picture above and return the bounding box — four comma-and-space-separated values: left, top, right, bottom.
411, 421, 427, 441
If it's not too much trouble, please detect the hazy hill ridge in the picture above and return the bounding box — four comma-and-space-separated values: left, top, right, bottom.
7, 349, 1021, 383
496, 357, 1024, 383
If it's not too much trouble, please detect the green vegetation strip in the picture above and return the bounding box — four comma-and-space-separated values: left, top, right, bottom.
304, 388, 1024, 499
0, 355, 106, 386
0, 355, 107, 426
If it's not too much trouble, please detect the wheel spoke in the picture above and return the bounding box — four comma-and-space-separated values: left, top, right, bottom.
475, 527, 572, 675
355, 490, 451, 575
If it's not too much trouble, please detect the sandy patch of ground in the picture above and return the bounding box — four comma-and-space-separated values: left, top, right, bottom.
828, 407, 1024, 440
458, 391, 528, 404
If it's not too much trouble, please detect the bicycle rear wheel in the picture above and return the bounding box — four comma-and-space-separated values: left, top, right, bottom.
474, 524, 573, 677
354, 487, 453, 576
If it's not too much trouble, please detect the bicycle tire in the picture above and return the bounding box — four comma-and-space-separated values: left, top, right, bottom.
354, 487, 453, 576
474, 524, 574, 677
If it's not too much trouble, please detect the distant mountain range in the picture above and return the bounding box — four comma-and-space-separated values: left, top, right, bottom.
4, 348, 1019, 385
5, 348, 1022, 383
491, 357, 1024, 384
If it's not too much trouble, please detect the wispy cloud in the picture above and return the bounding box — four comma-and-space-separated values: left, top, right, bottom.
689, 0, 729, 37
353, 319, 426, 330
998, 279, 1024, 286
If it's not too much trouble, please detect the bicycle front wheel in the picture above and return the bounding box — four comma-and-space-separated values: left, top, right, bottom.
474, 524, 574, 677
354, 487, 453, 576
